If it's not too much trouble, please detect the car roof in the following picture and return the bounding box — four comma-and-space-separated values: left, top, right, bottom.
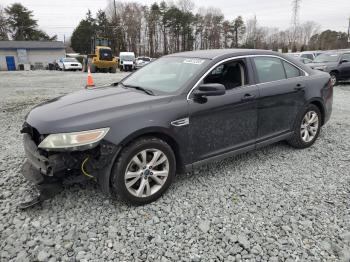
322, 51, 347, 55
166, 49, 282, 60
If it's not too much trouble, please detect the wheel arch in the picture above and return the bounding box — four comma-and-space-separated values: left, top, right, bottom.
329, 69, 339, 75
118, 127, 184, 173
308, 99, 325, 125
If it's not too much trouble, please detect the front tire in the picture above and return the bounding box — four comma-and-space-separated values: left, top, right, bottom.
111, 137, 176, 205
287, 104, 321, 149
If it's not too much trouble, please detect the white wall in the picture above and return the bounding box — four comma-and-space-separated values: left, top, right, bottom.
27, 49, 65, 68
0, 49, 65, 71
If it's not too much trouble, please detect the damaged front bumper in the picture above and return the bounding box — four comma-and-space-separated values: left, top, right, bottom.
20, 131, 120, 207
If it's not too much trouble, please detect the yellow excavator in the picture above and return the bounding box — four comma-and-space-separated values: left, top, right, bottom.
83, 37, 118, 73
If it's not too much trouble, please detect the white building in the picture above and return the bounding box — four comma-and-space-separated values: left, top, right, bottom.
0, 41, 65, 71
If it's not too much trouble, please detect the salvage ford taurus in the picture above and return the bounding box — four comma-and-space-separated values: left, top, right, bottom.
20, 49, 333, 208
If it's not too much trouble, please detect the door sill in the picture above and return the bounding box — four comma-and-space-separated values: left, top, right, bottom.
184, 132, 293, 172
185, 144, 255, 172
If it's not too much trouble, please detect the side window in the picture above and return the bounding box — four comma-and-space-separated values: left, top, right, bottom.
342, 53, 350, 61
283, 61, 302, 78
253, 57, 286, 83
203, 60, 248, 90
301, 54, 314, 60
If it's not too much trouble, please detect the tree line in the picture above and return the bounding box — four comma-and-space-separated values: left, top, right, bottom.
0, 3, 56, 41
71, 0, 349, 56
1, 1, 348, 55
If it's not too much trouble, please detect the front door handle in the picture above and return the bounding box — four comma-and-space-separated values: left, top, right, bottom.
241, 93, 256, 101
294, 83, 306, 91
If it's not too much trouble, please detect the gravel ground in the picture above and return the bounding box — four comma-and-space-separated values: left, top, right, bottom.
0, 71, 350, 262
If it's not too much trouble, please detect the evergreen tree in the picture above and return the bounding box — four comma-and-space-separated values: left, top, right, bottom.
70, 10, 96, 54
5, 3, 55, 40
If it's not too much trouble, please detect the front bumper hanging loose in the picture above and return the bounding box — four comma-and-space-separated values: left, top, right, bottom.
20, 132, 119, 209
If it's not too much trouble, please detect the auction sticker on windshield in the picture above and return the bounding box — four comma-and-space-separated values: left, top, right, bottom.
183, 58, 205, 65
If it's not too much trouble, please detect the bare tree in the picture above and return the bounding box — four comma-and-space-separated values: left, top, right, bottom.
301, 21, 320, 45
177, 0, 194, 12
0, 5, 9, 40
244, 15, 258, 48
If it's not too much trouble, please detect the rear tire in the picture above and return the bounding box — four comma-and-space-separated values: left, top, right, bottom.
111, 137, 176, 205
110, 66, 117, 73
287, 104, 321, 149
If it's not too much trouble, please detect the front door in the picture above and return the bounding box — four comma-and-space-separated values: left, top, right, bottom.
339, 53, 350, 78
6, 56, 16, 71
189, 59, 259, 162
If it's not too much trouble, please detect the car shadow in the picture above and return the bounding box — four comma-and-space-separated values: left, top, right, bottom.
338, 80, 350, 86
51, 141, 294, 209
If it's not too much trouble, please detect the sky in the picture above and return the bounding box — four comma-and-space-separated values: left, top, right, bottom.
1, 0, 350, 41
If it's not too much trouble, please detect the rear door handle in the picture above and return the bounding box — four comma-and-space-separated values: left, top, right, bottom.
294, 83, 305, 91
241, 93, 256, 101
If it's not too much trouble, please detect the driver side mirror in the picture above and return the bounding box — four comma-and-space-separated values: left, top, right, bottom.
340, 59, 349, 64
193, 83, 226, 98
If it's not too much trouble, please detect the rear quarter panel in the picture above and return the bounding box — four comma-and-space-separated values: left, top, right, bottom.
305, 70, 333, 124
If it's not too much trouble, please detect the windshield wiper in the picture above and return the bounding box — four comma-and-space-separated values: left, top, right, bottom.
121, 83, 155, 96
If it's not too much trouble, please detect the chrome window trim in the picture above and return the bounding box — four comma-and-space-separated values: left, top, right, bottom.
186, 54, 309, 100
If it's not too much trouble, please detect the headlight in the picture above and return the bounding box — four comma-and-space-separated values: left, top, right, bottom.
38, 128, 109, 151
314, 65, 327, 71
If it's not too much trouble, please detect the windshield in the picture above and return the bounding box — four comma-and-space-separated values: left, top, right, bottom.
313, 53, 340, 63
64, 58, 78, 62
120, 55, 135, 61
138, 57, 151, 62
122, 57, 210, 95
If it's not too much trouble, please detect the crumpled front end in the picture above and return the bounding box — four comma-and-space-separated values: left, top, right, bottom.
20, 123, 119, 208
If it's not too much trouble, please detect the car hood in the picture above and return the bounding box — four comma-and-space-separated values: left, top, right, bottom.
26, 86, 172, 134
307, 62, 338, 68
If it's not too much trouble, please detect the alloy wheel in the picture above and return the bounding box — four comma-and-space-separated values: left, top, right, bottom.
300, 111, 319, 143
330, 74, 337, 86
124, 149, 169, 198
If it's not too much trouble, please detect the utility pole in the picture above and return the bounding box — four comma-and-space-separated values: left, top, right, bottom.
113, 0, 117, 21
291, 0, 301, 50
348, 17, 350, 47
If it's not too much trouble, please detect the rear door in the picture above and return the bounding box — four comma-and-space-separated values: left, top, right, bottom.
252, 56, 307, 142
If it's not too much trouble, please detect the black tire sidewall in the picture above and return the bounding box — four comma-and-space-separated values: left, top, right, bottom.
111, 138, 176, 205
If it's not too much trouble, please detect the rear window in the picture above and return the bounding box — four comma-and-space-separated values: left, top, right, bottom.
253, 57, 286, 83
100, 49, 112, 61
283, 61, 302, 78
138, 57, 151, 62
